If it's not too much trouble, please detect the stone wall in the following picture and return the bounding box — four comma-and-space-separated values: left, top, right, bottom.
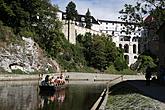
62, 21, 104, 44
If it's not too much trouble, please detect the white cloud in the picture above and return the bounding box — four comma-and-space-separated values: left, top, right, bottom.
52, 0, 136, 21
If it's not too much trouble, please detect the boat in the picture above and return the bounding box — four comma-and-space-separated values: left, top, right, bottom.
39, 74, 66, 92
39, 83, 66, 92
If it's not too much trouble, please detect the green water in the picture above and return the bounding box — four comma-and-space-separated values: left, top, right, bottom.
0, 81, 105, 110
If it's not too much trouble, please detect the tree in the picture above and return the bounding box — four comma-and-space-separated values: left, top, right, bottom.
65, 1, 78, 41
85, 9, 92, 29
77, 33, 128, 71
119, 0, 165, 30
66, 1, 77, 20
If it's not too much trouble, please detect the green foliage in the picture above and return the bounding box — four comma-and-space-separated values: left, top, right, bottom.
114, 56, 128, 71
105, 65, 118, 74
0, 20, 21, 44
130, 53, 158, 73
77, 33, 128, 71
137, 55, 157, 72
90, 36, 107, 70
0, 0, 62, 50
85, 9, 92, 29
12, 69, 25, 74
105, 65, 136, 75
0, 21, 12, 41
119, 0, 165, 30
66, 1, 78, 20
0, 0, 130, 73
0, 67, 10, 74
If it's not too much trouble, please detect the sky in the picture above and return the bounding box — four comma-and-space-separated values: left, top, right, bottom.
51, 0, 136, 21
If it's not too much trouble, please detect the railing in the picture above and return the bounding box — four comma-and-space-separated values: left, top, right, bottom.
90, 75, 123, 110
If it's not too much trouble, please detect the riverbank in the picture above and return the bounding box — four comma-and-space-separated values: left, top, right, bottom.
106, 81, 165, 110
0, 72, 145, 82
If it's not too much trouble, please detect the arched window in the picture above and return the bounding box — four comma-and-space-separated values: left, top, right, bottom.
119, 44, 122, 49
134, 56, 137, 59
124, 55, 129, 64
124, 44, 129, 53
133, 44, 136, 53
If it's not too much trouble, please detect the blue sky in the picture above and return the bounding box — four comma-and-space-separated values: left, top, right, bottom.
51, 0, 136, 21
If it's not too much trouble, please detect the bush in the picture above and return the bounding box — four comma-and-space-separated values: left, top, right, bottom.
105, 65, 118, 74
119, 68, 137, 75
0, 67, 10, 74
105, 65, 137, 75
12, 69, 26, 74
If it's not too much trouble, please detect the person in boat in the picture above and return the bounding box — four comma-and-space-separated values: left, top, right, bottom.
41, 75, 50, 86
60, 73, 65, 84
60, 73, 64, 79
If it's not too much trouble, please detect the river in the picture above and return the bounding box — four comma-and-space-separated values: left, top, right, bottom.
0, 81, 106, 110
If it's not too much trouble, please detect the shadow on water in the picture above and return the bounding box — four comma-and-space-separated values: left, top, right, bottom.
38, 84, 106, 110
109, 80, 165, 103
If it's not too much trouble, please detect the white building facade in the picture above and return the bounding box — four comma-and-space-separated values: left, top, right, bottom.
57, 11, 141, 66
98, 20, 141, 66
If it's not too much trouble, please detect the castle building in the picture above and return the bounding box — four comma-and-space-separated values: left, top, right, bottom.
57, 11, 142, 66
98, 20, 141, 66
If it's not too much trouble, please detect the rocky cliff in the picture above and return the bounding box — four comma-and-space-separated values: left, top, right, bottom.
0, 37, 60, 74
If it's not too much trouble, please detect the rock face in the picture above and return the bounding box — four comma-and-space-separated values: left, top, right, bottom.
0, 37, 60, 73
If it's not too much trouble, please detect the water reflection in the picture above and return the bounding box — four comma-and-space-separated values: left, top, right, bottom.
38, 84, 105, 110
38, 89, 65, 110
0, 81, 105, 110
0, 81, 38, 110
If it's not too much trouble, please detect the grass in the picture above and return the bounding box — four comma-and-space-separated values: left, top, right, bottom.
106, 82, 161, 110
105, 65, 137, 75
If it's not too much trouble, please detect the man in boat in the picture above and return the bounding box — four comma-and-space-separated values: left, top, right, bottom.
41, 75, 50, 86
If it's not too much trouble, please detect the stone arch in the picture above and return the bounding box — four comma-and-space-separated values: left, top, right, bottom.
133, 44, 136, 53
119, 44, 122, 49
124, 55, 129, 64
124, 44, 129, 53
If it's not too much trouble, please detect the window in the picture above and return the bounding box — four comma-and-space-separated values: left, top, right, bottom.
81, 17, 85, 21
106, 22, 108, 25
112, 31, 114, 35
106, 27, 108, 29
121, 24, 123, 26
89, 19, 92, 22
106, 31, 108, 33
133, 44, 136, 53
134, 56, 137, 59
120, 38, 124, 41
124, 36, 130, 41
124, 44, 129, 53
112, 23, 114, 25
124, 55, 129, 64
119, 44, 122, 49
132, 37, 137, 42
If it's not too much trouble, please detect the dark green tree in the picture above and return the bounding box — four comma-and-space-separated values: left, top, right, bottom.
77, 33, 128, 71
65, 1, 78, 41
85, 9, 92, 29
90, 36, 107, 71
66, 1, 78, 20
